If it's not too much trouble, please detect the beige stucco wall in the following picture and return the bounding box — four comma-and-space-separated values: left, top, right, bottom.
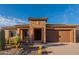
5, 30, 10, 40
29, 21, 46, 43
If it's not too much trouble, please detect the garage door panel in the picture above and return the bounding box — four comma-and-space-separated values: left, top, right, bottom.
46, 30, 59, 42
46, 29, 71, 42
59, 30, 70, 42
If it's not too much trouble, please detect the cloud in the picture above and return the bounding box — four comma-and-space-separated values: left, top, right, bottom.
0, 15, 28, 27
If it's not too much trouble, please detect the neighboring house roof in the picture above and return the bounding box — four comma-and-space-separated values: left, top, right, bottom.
75, 24, 79, 28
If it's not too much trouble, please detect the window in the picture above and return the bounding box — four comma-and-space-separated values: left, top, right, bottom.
24, 31, 28, 36
10, 31, 16, 37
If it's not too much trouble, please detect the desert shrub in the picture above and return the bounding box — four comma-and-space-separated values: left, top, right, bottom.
8, 38, 12, 47
6, 38, 14, 48
14, 36, 20, 44
25, 36, 30, 42
6, 39, 9, 44
14, 35, 20, 48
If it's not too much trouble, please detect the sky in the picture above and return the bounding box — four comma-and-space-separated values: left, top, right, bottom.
0, 4, 79, 27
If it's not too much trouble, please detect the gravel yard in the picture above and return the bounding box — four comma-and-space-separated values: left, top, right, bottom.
0, 43, 79, 55
0, 48, 22, 55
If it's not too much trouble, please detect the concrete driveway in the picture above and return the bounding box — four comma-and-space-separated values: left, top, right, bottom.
45, 43, 79, 55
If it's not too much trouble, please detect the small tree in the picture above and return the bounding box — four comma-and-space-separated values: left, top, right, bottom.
0, 38, 2, 50
0, 29, 5, 50
14, 35, 20, 49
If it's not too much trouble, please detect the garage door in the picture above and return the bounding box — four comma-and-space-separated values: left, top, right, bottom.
59, 30, 71, 42
46, 29, 71, 42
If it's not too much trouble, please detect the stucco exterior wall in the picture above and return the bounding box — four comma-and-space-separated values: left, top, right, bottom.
29, 20, 46, 43
5, 30, 10, 40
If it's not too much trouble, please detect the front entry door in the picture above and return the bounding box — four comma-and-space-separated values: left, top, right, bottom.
34, 28, 41, 41
22, 29, 28, 40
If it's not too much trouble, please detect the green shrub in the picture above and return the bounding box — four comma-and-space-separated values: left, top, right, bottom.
0, 39, 2, 50
14, 35, 20, 48
8, 39, 11, 47
0, 29, 5, 50
25, 36, 30, 42
14, 35, 20, 45
6, 39, 9, 44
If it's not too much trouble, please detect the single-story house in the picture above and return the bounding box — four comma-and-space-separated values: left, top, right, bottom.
2, 17, 77, 43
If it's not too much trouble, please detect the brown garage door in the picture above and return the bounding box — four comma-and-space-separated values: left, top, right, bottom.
46, 29, 71, 42
59, 30, 71, 42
